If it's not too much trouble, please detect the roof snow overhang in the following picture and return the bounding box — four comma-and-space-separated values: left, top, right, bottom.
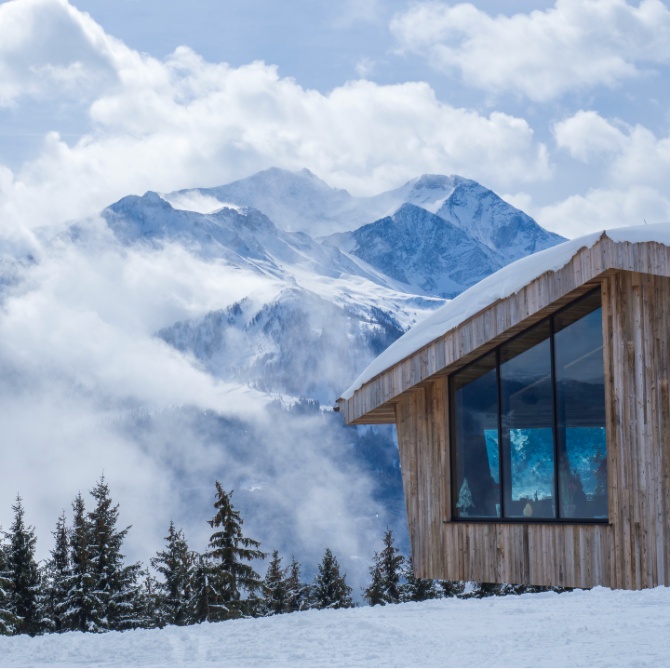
337, 226, 670, 425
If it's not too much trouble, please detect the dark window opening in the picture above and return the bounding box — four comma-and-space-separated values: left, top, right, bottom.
450, 289, 608, 522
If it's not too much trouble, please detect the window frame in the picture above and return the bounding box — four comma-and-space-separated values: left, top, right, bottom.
448, 288, 609, 525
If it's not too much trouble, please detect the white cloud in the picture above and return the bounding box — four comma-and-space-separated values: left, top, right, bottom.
554, 110, 670, 190
533, 185, 670, 238
0, 0, 551, 232
390, 0, 670, 101
553, 110, 627, 162
0, 0, 127, 106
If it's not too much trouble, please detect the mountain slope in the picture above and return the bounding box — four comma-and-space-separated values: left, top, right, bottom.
433, 176, 565, 262
324, 203, 502, 298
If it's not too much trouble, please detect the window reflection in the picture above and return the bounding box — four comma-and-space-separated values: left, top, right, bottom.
554, 295, 607, 519
450, 289, 608, 522
500, 323, 555, 519
452, 353, 499, 518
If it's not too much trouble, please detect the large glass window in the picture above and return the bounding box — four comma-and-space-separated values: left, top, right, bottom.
450, 289, 608, 522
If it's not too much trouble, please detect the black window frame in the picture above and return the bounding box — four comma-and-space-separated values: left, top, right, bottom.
449, 288, 609, 524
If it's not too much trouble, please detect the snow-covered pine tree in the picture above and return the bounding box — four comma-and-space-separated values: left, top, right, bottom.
363, 552, 386, 606
284, 556, 308, 613
439, 579, 466, 598
87, 476, 142, 631
188, 552, 217, 624
205, 482, 265, 621
310, 548, 354, 610
400, 556, 443, 602
135, 568, 164, 629
262, 550, 288, 616
150, 521, 193, 626
40, 512, 71, 632
6, 495, 41, 635
61, 493, 96, 632
364, 529, 403, 606
0, 528, 17, 636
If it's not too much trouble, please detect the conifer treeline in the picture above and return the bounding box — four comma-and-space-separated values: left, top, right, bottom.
0, 478, 562, 637
0, 476, 356, 636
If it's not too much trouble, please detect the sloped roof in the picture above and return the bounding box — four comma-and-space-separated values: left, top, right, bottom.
338, 223, 670, 424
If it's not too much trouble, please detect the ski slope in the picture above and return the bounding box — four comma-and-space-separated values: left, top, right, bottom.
2, 586, 669, 667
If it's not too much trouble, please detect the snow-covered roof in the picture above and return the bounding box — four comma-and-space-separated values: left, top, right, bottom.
340, 223, 670, 401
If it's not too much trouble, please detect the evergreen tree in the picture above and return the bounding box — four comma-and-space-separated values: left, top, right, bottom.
135, 569, 164, 629
363, 529, 403, 606
41, 512, 71, 632
0, 528, 17, 636
61, 493, 96, 632
310, 548, 353, 610
262, 550, 288, 616
87, 476, 142, 631
284, 556, 308, 613
188, 552, 217, 624
6, 496, 41, 635
400, 556, 443, 602
438, 578, 465, 599
363, 553, 386, 606
150, 521, 193, 626
205, 482, 265, 621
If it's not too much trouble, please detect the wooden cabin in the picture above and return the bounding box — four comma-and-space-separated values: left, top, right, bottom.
338, 228, 670, 590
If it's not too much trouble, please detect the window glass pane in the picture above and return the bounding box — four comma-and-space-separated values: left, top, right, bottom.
500, 323, 556, 519
554, 293, 607, 519
452, 353, 500, 518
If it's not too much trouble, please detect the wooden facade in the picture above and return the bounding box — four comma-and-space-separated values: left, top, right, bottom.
338, 234, 670, 589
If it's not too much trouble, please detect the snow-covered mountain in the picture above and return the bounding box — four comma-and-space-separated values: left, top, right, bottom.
166, 169, 564, 298
323, 203, 502, 298
165, 167, 374, 237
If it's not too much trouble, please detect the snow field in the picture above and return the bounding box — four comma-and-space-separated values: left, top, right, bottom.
2, 586, 670, 667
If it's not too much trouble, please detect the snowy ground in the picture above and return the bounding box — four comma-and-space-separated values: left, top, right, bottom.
2, 587, 670, 667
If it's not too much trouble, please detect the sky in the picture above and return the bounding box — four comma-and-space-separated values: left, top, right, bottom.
1, 0, 669, 241
1, 0, 670, 584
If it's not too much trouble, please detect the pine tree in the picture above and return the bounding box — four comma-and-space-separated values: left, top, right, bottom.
262, 550, 288, 616
6, 496, 41, 635
310, 548, 354, 610
439, 579, 465, 598
363, 529, 403, 606
87, 476, 141, 631
400, 556, 443, 602
205, 482, 265, 621
135, 569, 164, 629
61, 493, 96, 632
188, 552, 217, 624
284, 557, 308, 613
41, 512, 71, 632
151, 521, 193, 626
363, 553, 386, 606
0, 528, 17, 636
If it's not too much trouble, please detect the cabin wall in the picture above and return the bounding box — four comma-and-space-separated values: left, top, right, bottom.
397, 269, 670, 589
602, 270, 670, 589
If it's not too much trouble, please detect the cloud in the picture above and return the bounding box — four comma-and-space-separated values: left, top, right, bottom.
533, 186, 670, 238
554, 110, 670, 189
0, 0, 127, 106
0, 227, 389, 589
390, 0, 670, 101
0, 0, 551, 232
553, 111, 627, 162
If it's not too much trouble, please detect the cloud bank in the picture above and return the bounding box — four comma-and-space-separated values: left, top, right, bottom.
0, 0, 551, 233
390, 0, 670, 101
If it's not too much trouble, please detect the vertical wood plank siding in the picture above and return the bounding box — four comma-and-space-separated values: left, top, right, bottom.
395, 269, 670, 589
346, 238, 670, 589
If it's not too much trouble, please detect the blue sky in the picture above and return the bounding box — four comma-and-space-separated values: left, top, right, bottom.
1, 0, 670, 238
